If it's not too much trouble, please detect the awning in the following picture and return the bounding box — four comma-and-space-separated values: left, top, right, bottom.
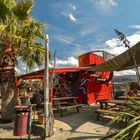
17, 67, 86, 80
87, 41, 140, 72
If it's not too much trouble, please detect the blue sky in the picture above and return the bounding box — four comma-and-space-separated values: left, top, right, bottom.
17, 0, 140, 75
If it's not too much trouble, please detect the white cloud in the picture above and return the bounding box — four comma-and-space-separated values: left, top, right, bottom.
68, 13, 77, 22
127, 34, 140, 46
80, 26, 97, 37
62, 12, 77, 22
55, 35, 74, 43
61, 3, 77, 22
47, 24, 65, 32
105, 38, 120, 47
54, 57, 78, 67
69, 4, 76, 10
129, 25, 140, 30
105, 34, 140, 55
55, 35, 81, 47
70, 47, 87, 57
95, 0, 118, 12
114, 70, 136, 76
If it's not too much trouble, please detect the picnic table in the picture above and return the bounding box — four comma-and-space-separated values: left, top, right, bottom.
53, 96, 82, 117
95, 99, 140, 119
53, 96, 78, 101
98, 99, 140, 109
117, 95, 140, 100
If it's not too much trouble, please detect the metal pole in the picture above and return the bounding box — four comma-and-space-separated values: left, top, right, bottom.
54, 51, 56, 68
28, 106, 32, 140
44, 34, 54, 137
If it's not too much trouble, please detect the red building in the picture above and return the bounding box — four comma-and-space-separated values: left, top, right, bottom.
17, 51, 113, 105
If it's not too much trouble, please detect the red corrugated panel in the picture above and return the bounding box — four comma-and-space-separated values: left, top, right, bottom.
78, 52, 104, 67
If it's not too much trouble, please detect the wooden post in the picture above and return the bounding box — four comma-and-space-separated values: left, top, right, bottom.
50, 51, 56, 104
44, 34, 54, 137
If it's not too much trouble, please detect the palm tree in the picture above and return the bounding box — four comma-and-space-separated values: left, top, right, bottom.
0, 0, 45, 122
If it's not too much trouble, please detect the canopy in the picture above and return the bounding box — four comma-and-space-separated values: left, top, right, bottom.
17, 67, 86, 80
87, 41, 140, 72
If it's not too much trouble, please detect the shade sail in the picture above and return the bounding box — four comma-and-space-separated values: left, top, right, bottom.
87, 41, 140, 72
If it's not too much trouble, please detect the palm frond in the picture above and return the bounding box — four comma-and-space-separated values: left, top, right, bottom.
13, 0, 34, 20
0, 0, 46, 71
20, 18, 46, 39
128, 96, 140, 108
18, 44, 45, 70
0, 24, 7, 32
113, 120, 140, 139
131, 124, 140, 139
119, 132, 130, 140
0, 0, 16, 22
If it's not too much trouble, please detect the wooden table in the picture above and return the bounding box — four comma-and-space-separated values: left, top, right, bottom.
95, 99, 140, 119
117, 96, 140, 100
99, 99, 140, 109
100, 99, 129, 106
53, 97, 78, 101
53, 96, 82, 117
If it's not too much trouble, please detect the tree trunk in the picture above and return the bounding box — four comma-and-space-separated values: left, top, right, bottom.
0, 43, 17, 122
0, 69, 16, 122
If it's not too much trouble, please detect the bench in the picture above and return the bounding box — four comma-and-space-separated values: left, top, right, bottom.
59, 104, 82, 117
95, 109, 117, 120
53, 97, 83, 117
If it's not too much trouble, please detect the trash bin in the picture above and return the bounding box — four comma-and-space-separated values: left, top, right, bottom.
13, 105, 29, 136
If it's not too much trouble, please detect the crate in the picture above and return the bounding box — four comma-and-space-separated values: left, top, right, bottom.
38, 114, 45, 124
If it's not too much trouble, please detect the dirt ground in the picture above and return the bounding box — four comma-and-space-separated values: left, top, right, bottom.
0, 105, 111, 140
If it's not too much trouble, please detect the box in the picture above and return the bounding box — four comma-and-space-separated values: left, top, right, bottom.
38, 114, 45, 124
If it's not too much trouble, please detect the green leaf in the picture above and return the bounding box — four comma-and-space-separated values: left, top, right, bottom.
113, 120, 140, 139
119, 132, 129, 140
13, 0, 34, 20
131, 124, 140, 139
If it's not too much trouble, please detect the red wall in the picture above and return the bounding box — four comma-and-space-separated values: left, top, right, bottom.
18, 51, 113, 105
53, 70, 112, 104
53, 52, 113, 104
78, 52, 104, 67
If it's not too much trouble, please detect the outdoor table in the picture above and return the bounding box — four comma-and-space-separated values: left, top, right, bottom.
117, 96, 140, 100
95, 99, 140, 119
53, 96, 82, 117
53, 96, 78, 101
99, 99, 140, 109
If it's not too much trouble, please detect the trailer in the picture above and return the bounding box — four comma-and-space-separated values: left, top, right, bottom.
17, 51, 113, 105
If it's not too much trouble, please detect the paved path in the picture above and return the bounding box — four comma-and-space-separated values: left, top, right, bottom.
0, 105, 110, 140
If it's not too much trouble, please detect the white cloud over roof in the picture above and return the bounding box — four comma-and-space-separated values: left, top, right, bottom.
104, 33, 140, 75
54, 56, 78, 67
105, 34, 140, 55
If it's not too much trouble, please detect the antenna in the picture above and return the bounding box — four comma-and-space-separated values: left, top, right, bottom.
114, 29, 140, 83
